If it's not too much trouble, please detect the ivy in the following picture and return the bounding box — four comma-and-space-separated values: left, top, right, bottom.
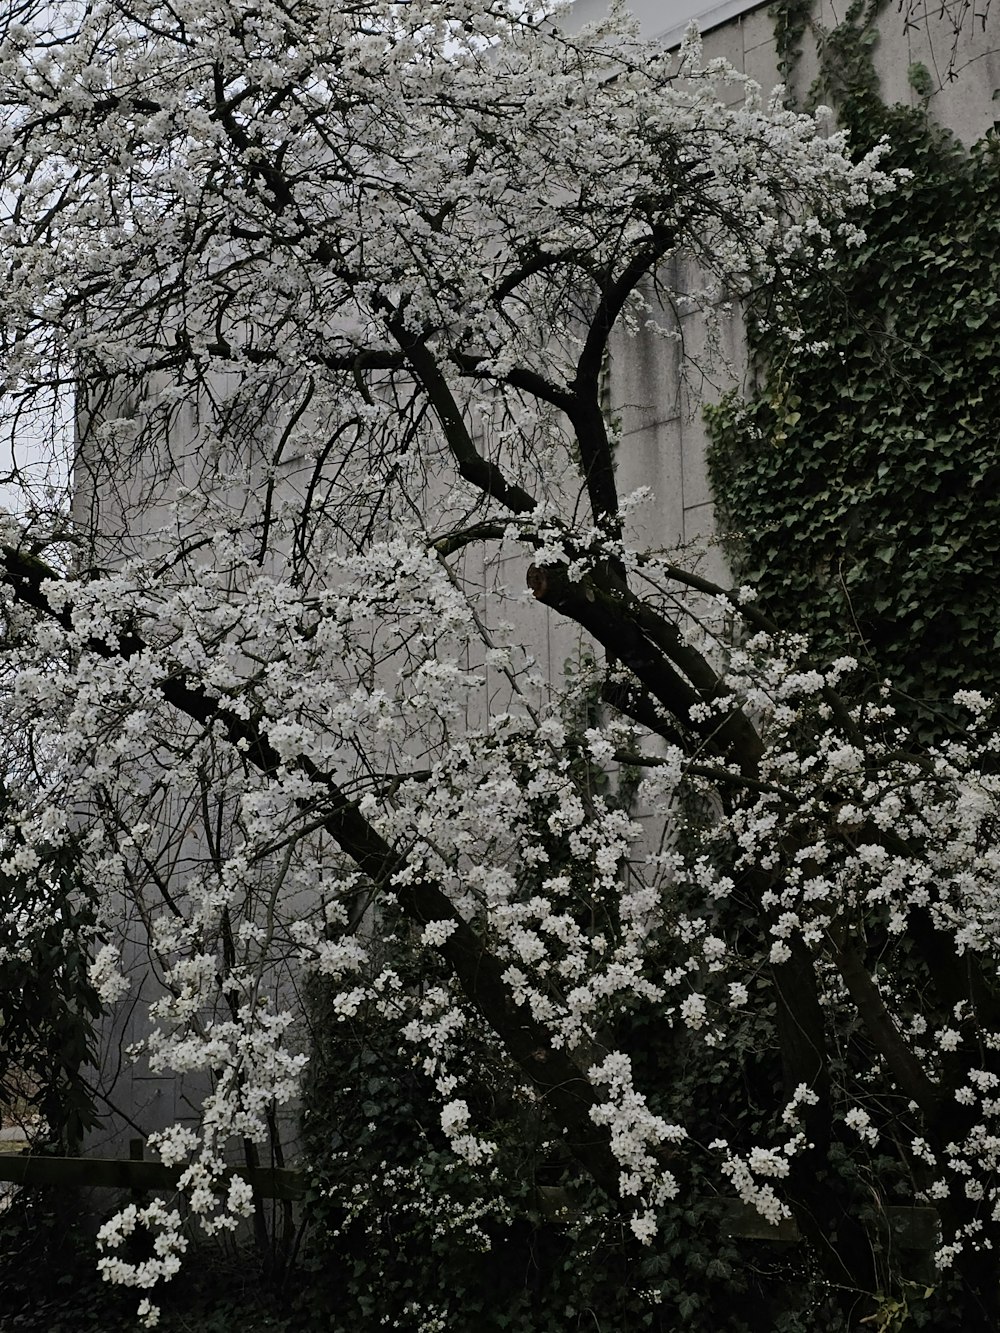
707, 14, 1000, 741
769, 0, 813, 84
0, 842, 101, 1150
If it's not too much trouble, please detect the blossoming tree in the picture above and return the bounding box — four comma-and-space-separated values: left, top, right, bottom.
1, 0, 997, 1325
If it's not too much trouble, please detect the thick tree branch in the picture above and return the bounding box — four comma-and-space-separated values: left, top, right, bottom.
450, 351, 575, 414
830, 933, 942, 1121
387, 325, 538, 515
527, 561, 763, 774
567, 234, 679, 528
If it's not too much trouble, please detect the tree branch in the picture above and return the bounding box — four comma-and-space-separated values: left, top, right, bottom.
388, 325, 538, 515
527, 561, 763, 774
830, 932, 942, 1121
567, 233, 679, 528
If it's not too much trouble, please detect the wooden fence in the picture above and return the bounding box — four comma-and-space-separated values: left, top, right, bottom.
0, 1140, 303, 1200
0, 1141, 939, 1252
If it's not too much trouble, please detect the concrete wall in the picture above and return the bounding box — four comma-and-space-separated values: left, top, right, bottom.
571, 0, 1000, 140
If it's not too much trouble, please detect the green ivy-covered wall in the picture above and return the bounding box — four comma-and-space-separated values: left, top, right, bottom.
707, 1, 1000, 739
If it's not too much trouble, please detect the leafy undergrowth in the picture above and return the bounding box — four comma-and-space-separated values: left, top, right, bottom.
0, 1188, 293, 1333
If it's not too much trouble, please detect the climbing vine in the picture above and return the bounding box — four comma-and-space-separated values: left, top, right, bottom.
709, 3, 1000, 741
0, 844, 100, 1150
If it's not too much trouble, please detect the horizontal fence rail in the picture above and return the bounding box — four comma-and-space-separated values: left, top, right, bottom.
0, 1145, 939, 1251
0, 1150, 304, 1200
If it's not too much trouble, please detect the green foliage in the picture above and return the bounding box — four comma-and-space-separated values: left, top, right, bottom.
0, 1188, 136, 1333
297, 974, 845, 1332
0, 842, 101, 1148
808, 0, 886, 113
769, 0, 814, 83
907, 62, 934, 99
0, 1185, 297, 1333
704, 26, 999, 1314
708, 90, 1000, 740
772, 0, 889, 110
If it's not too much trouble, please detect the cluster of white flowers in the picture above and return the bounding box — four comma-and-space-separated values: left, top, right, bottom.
421, 919, 458, 948
716, 1143, 795, 1228
97, 1199, 188, 1325
88, 943, 131, 1006
8, 519, 1000, 1288
438, 1099, 497, 1167
844, 1107, 879, 1147
589, 1053, 683, 1238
